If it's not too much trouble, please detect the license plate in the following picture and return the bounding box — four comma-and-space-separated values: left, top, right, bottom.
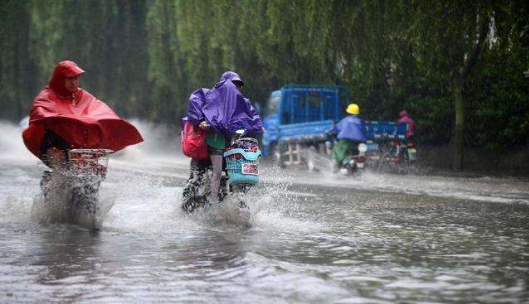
408, 148, 416, 154
357, 162, 365, 168
242, 163, 259, 175
370, 155, 380, 160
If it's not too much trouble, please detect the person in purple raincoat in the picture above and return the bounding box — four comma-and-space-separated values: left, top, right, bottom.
182, 71, 263, 212
331, 103, 367, 170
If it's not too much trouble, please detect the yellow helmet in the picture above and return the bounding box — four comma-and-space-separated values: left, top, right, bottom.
346, 103, 360, 115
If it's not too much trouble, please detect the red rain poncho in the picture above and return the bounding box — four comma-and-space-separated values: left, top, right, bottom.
22, 61, 143, 158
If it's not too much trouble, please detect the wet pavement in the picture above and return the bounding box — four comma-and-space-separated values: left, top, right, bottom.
1, 122, 528, 303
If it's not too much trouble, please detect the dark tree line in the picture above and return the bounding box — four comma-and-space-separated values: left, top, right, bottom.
1, 0, 528, 170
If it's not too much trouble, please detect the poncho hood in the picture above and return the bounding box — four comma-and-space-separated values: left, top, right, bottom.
219, 71, 244, 85
48, 60, 85, 99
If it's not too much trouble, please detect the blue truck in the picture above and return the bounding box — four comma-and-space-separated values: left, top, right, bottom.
262, 85, 412, 168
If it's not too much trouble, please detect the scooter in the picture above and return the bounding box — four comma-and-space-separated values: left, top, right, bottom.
339, 142, 369, 174
375, 139, 417, 174
387, 139, 417, 163
39, 149, 113, 230
181, 130, 261, 213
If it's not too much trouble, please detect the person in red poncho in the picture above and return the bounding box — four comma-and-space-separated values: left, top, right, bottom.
22, 60, 144, 169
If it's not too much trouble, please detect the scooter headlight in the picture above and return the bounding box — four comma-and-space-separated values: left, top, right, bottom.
358, 143, 368, 153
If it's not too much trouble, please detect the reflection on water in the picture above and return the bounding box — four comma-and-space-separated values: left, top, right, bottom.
1, 121, 529, 303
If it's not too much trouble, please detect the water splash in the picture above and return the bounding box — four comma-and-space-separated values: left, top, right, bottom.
0, 120, 34, 162
30, 172, 117, 230
113, 119, 188, 167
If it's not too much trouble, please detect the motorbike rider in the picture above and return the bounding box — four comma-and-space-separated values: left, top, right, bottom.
39, 130, 70, 171
184, 71, 263, 211
331, 103, 367, 171
397, 110, 416, 144
22, 60, 144, 170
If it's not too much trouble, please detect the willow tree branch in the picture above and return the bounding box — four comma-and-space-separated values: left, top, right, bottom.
462, 14, 489, 79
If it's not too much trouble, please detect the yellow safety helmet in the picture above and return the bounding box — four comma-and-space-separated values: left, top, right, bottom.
346, 103, 360, 115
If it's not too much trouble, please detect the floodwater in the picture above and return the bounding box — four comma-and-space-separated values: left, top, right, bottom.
1, 121, 529, 303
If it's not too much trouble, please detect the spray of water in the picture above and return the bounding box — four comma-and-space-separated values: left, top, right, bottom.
113, 119, 188, 166
30, 172, 118, 230
99, 120, 318, 234
0, 119, 35, 162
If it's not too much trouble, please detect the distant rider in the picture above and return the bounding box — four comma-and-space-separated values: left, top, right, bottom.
331, 103, 367, 171
22, 60, 143, 171
397, 110, 416, 143
184, 71, 263, 211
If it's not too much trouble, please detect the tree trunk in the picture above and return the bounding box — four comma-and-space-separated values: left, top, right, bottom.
450, 12, 489, 171
452, 78, 464, 171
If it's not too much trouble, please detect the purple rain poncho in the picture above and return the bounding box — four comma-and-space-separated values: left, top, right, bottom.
335, 115, 367, 142
186, 72, 263, 137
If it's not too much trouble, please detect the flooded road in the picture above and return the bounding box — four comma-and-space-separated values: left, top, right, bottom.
1, 121, 529, 303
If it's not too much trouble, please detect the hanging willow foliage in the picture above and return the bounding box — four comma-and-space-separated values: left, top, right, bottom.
0, 0, 528, 159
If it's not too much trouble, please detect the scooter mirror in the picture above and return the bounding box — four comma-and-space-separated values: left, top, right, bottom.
358, 143, 368, 153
